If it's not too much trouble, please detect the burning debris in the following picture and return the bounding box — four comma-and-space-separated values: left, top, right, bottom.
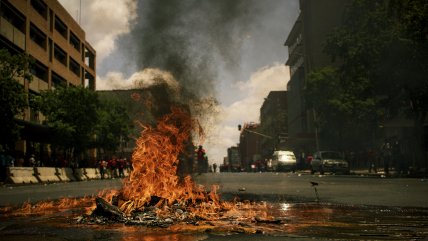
72, 108, 219, 226
78, 195, 211, 228
71, 107, 284, 231
0, 107, 287, 234
76, 195, 286, 232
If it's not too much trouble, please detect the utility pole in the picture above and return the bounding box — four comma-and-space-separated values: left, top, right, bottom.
313, 109, 320, 152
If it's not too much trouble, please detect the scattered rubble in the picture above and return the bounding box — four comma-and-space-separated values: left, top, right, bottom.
74, 195, 283, 232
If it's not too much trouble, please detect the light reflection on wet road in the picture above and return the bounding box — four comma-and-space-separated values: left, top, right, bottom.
1, 201, 427, 240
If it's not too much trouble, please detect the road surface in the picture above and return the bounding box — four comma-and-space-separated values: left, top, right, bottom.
1, 172, 427, 207
1, 172, 427, 241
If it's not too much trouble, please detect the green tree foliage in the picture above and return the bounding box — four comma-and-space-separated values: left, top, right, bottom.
38, 86, 99, 160
306, 66, 381, 149
95, 98, 133, 154
388, 0, 428, 122
0, 49, 33, 149
305, 0, 428, 151
38, 87, 133, 162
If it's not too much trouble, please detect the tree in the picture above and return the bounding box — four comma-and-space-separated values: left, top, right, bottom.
38, 86, 99, 163
305, 0, 428, 166
0, 49, 33, 149
387, 0, 428, 168
95, 98, 133, 156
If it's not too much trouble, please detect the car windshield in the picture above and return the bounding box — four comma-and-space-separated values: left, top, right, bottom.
321, 152, 342, 159
279, 153, 295, 161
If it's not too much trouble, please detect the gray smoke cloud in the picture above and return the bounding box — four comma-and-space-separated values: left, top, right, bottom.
116, 0, 262, 101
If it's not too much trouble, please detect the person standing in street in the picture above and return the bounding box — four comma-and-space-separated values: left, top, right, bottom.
99, 159, 107, 179
381, 139, 392, 175
118, 158, 125, 178
367, 148, 377, 173
29, 154, 36, 167
195, 145, 208, 174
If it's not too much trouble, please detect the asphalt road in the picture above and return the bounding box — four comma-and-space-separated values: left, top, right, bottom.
194, 172, 428, 208
1, 172, 427, 207
0, 179, 122, 206
1, 172, 428, 241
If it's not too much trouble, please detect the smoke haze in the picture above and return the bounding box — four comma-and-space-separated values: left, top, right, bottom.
60, 0, 299, 164
114, 0, 264, 101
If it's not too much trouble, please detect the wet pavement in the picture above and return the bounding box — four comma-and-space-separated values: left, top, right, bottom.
1, 201, 428, 240
1, 172, 428, 240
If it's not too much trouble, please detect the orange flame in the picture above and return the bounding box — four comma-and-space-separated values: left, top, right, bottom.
1, 106, 276, 228
2, 196, 95, 217
118, 107, 221, 216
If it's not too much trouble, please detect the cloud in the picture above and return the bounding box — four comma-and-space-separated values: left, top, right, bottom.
96, 68, 179, 91
58, 0, 137, 64
204, 64, 290, 164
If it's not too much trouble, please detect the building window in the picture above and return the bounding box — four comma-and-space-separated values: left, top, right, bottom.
54, 15, 67, 39
29, 91, 41, 123
84, 70, 95, 90
53, 43, 67, 66
48, 38, 53, 61
69, 57, 80, 77
69, 31, 81, 52
84, 46, 95, 70
31, 0, 47, 20
30, 22, 47, 50
0, 0, 26, 33
51, 71, 67, 88
31, 61, 48, 82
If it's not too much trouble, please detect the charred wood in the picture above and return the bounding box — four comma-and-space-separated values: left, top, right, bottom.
92, 197, 126, 221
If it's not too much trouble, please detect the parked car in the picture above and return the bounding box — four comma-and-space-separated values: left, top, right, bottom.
310, 151, 350, 175
271, 150, 297, 172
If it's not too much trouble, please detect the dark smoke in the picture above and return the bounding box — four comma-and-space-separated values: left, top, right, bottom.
119, 0, 261, 101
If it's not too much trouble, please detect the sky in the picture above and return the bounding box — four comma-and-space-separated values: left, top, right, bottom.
59, 0, 300, 165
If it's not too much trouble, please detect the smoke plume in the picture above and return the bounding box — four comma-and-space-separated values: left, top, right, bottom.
117, 0, 261, 101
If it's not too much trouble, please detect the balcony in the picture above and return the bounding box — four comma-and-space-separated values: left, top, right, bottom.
29, 76, 49, 93
0, 17, 26, 50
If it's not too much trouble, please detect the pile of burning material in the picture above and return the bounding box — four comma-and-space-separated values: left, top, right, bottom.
77, 108, 221, 225
77, 195, 285, 233
0, 107, 285, 235
76, 108, 284, 231
79, 194, 219, 227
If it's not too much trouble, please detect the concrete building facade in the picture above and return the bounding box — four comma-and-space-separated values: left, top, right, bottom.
238, 122, 263, 171
0, 0, 96, 161
284, 0, 350, 153
259, 90, 288, 158
1, 0, 96, 94
223, 146, 240, 172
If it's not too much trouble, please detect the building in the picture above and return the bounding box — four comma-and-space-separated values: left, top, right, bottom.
0, 0, 96, 161
284, 0, 350, 152
238, 122, 263, 171
259, 90, 288, 158
225, 146, 241, 172
284, 0, 427, 172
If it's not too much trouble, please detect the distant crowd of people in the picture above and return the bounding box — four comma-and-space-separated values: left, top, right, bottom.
97, 157, 131, 179
0, 146, 133, 182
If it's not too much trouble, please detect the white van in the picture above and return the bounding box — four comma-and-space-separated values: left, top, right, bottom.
271, 150, 297, 172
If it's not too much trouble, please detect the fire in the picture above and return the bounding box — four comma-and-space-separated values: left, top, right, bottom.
115, 107, 222, 217
2, 196, 95, 216
1, 106, 281, 233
